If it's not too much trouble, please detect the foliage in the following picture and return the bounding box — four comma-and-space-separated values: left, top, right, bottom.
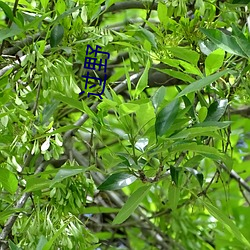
1, 0, 250, 249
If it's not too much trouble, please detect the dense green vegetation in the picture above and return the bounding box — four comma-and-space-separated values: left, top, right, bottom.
1, 0, 250, 249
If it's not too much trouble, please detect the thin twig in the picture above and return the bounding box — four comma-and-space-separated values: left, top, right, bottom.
141, 0, 156, 28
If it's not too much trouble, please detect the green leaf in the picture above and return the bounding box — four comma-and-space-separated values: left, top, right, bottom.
36, 235, 48, 250
198, 106, 208, 122
205, 49, 225, 75
0, 25, 23, 42
0, 209, 23, 223
176, 70, 231, 98
42, 223, 69, 250
203, 201, 250, 248
170, 126, 220, 139
234, 36, 250, 58
0, 168, 18, 194
33, 125, 80, 140
194, 121, 231, 129
205, 99, 228, 122
8, 241, 22, 250
151, 86, 166, 111
40, 0, 49, 9
170, 143, 228, 165
185, 167, 204, 187
155, 99, 179, 137
134, 59, 150, 98
156, 67, 195, 83
0, 1, 14, 21
112, 185, 151, 224
183, 155, 204, 168
232, 0, 250, 4
138, 27, 157, 49
170, 166, 180, 186
98, 172, 137, 191
168, 47, 200, 65
53, 5, 83, 24
200, 28, 247, 58
41, 100, 60, 125
50, 24, 64, 47
119, 103, 140, 115
51, 167, 86, 186
80, 206, 120, 214
168, 182, 180, 210
157, 1, 168, 24
53, 92, 85, 112
24, 177, 51, 192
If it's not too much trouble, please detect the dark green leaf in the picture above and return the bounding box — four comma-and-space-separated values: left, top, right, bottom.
205, 99, 228, 122
51, 167, 86, 186
199, 39, 218, 55
0, 1, 14, 21
50, 24, 64, 47
155, 99, 179, 137
113, 185, 151, 224
194, 121, 231, 129
151, 86, 166, 111
138, 27, 157, 48
9, 241, 22, 250
183, 155, 204, 168
185, 167, 204, 187
98, 172, 137, 191
200, 28, 247, 58
232, 0, 250, 4
0, 26, 23, 42
170, 166, 181, 186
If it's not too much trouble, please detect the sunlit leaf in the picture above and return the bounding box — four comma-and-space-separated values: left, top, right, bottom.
205, 49, 225, 75
0, 168, 18, 194
168, 47, 200, 65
